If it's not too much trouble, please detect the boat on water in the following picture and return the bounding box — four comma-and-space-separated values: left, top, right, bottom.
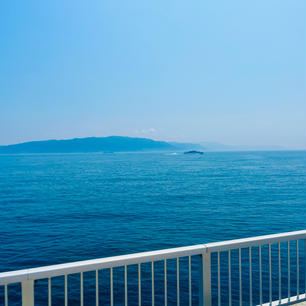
184, 150, 204, 155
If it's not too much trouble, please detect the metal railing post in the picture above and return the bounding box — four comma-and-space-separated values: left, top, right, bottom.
199, 252, 211, 306
22, 280, 34, 306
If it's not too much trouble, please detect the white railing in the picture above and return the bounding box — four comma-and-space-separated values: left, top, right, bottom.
0, 230, 305, 306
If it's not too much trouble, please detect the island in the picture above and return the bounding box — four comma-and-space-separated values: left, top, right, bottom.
0, 136, 205, 154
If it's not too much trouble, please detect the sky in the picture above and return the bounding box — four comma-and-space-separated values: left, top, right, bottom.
0, 1, 305, 149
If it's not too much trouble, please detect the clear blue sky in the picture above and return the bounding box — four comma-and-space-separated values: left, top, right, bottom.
0, 0, 305, 148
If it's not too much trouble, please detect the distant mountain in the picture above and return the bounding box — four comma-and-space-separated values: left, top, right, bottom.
0, 137, 288, 154
0, 136, 201, 154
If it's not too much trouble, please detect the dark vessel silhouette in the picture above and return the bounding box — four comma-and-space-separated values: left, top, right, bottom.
184, 150, 204, 155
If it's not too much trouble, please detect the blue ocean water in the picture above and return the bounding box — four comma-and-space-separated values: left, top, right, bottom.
0, 151, 305, 305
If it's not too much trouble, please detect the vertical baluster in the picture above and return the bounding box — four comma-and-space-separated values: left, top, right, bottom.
188, 256, 192, 306
229, 250, 232, 306
125, 265, 128, 306
152, 262, 155, 306
138, 264, 141, 306
165, 259, 168, 306
278, 243, 281, 305
177, 257, 180, 306
297, 240, 299, 299
218, 252, 221, 306
239, 248, 242, 306
48, 277, 51, 306
249, 247, 253, 306
4, 284, 8, 306
259, 245, 262, 306
96, 270, 99, 306
80, 272, 84, 306
288, 241, 290, 302
65, 275, 68, 306
110, 268, 113, 306
269, 244, 272, 305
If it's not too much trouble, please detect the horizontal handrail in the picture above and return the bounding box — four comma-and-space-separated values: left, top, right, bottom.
206, 229, 306, 252
0, 229, 305, 285
0, 244, 207, 284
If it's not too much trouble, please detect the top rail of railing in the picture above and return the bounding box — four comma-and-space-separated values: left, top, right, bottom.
0, 229, 305, 285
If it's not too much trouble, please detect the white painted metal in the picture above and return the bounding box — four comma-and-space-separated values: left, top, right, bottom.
4, 284, 8, 306
297, 240, 299, 298
110, 268, 113, 306
164, 259, 167, 306
1, 230, 305, 285
0, 230, 305, 306
177, 257, 180, 306
218, 252, 221, 306
249, 247, 253, 306
257, 293, 306, 306
205, 254, 211, 306
199, 252, 211, 306
96, 270, 99, 306
229, 250, 232, 306
138, 263, 141, 306
124, 265, 127, 306
152, 261, 154, 306
65, 274, 68, 306
269, 244, 272, 305
188, 256, 192, 306
239, 248, 242, 306
0, 245, 206, 285
278, 243, 281, 304
288, 241, 290, 302
21, 280, 34, 306
48, 277, 51, 306
80, 272, 84, 306
260, 246, 262, 306
205, 231, 306, 253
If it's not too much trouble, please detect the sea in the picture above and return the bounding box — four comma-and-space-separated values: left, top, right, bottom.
0, 150, 305, 305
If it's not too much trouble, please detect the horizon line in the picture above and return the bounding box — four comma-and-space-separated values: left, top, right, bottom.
0, 135, 305, 151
